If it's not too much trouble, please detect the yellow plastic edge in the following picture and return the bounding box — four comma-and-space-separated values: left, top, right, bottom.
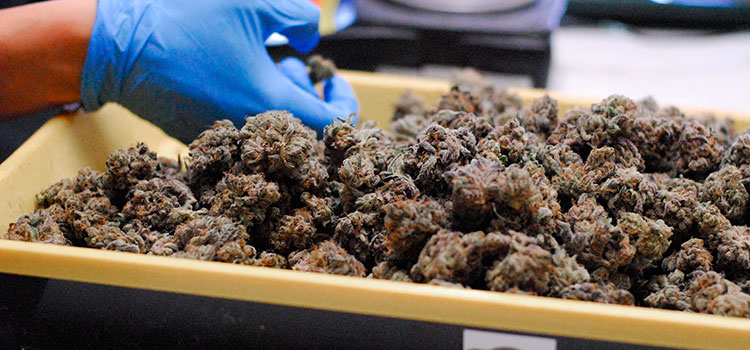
2, 70, 750, 349
1, 240, 748, 350
342, 69, 750, 131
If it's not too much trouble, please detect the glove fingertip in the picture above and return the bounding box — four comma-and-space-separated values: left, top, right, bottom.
282, 0, 321, 53
324, 75, 359, 113
279, 56, 305, 67
258, 0, 320, 53
287, 30, 320, 54
279, 57, 316, 94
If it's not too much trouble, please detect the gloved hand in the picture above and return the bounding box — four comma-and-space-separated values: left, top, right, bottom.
81, 0, 359, 143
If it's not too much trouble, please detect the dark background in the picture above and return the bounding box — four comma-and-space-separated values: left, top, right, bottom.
0, 273, 675, 350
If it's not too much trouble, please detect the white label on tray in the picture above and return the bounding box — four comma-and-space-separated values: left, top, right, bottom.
463, 329, 557, 350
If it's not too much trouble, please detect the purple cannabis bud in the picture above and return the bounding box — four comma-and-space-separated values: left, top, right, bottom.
382, 198, 448, 263
410, 230, 510, 286
289, 240, 366, 277
306, 55, 337, 85
187, 120, 241, 188
122, 178, 196, 231
208, 173, 280, 228
97, 143, 160, 197
662, 238, 713, 273
559, 282, 634, 305
701, 165, 748, 222
269, 209, 317, 253
5, 206, 69, 245
174, 215, 254, 263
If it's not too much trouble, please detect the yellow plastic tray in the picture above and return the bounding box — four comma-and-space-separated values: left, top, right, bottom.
2, 71, 750, 349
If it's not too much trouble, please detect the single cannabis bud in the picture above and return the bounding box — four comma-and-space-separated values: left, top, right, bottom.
389, 114, 431, 144
28, 167, 119, 244
661, 238, 713, 273
323, 118, 358, 163
476, 118, 537, 166
208, 173, 280, 228
300, 192, 333, 227
121, 178, 197, 231
517, 95, 558, 138
537, 143, 581, 174
174, 215, 254, 263
338, 153, 381, 208
547, 104, 613, 152
150, 235, 180, 256
392, 90, 426, 121
558, 282, 634, 305
487, 164, 558, 234
369, 261, 412, 282
36, 167, 100, 209
268, 209, 317, 253
433, 87, 479, 115
688, 271, 750, 317
34, 178, 75, 210
701, 165, 748, 222
485, 231, 554, 295
599, 167, 658, 214
289, 240, 366, 276
85, 222, 145, 253
324, 120, 398, 188
334, 211, 383, 267
239, 110, 319, 180
619, 115, 680, 173
252, 251, 288, 268
722, 134, 750, 169
616, 211, 673, 274
712, 226, 750, 272
645, 179, 700, 236
364, 173, 420, 212
445, 157, 504, 230
548, 248, 592, 295
551, 146, 618, 200
62, 190, 119, 242
483, 88, 523, 118
644, 270, 692, 311
410, 230, 511, 286
672, 122, 723, 176
5, 206, 69, 245
306, 54, 337, 84
691, 202, 750, 272
595, 94, 641, 119
187, 120, 241, 188
585, 147, 618, 182
96, 143, 161, 198
449, 68, 488, 96
432, 110, 494, 140
122, 219, 164, 252
403, 124, 476, 194
382, 198, 449, 264
700, 113, 735, 148
561, 194, 634, 277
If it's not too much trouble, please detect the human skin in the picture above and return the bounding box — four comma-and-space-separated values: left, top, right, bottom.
0, 0, 96, 119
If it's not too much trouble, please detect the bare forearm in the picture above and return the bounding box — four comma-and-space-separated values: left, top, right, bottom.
0, 0, 96, 119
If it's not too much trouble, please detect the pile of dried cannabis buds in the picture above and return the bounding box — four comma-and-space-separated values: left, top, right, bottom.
5, 71, 750, 318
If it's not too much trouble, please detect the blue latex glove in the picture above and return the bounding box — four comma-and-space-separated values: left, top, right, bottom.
81, 0, 359, 143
